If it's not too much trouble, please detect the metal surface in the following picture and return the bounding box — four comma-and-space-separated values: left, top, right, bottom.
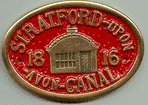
2, 1, 144, 103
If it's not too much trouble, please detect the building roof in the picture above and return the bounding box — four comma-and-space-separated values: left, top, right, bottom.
46, 34, 99, 53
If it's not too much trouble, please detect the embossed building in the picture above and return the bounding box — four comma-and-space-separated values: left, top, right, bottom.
46, 27, 99, 74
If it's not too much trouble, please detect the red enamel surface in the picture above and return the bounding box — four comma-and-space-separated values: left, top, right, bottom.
8, 7, 138, 94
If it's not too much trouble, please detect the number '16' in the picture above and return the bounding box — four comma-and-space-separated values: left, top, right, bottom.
103, 50, 119, 66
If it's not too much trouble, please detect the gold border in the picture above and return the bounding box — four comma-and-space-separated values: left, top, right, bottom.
2, 1, 144, 103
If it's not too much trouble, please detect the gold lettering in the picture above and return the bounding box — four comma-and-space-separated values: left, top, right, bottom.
23, 69, 28, 74
98, 72, 110, 87
68, 9, 78, 25
85, 73, 99, 91
108, 21, 118, 32
45, 12, 55, 28
22, 24, 38, 40
51, 79, 60, 91
28, 52, 33, 67
11, 43, 25, 53
104, 67, 120, 82
42, 77, 50, 88
78, 9, 89, 25
91, 11, 102, 27
56, 10, 66, 26
38, 16, 49, 32
34, 51, 44, 67
103, 50, 108, 66
122, 42, 134, 51
14, 31, 30, 45
25, 71, 35, 82
113, 26, 125, 36
35, 73, 43, 85
119, 34, 130, 43
77, 77, 87, 92
109, 50, 119, 66
66, 78, 76, 93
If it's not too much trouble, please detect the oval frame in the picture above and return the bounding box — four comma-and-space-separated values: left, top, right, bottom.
2, 1, 144, 103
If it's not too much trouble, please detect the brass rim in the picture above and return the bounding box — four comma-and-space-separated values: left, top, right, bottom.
2, 1, 144, 103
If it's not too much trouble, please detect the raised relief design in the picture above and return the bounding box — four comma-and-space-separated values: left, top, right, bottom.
46, 26, 99, 74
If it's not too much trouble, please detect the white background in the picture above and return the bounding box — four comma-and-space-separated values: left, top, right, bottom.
0, 0, 147, 105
